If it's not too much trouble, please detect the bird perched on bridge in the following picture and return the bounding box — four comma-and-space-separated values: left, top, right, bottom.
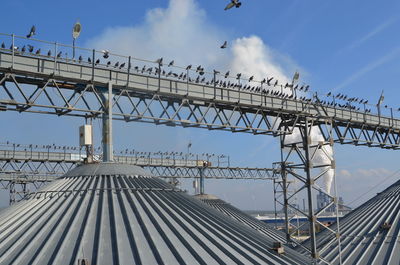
119, 62, 126, 69
186, 64, 192, 70
114, 62, 119, 68
57, 51, 62, 58
224, 0, 242, 10
26, 25, 36, 38
27, 45, 34, 53
78, 55, 82, 63
95, 59, 100, 65
220, 41, 227, 49
168, 60, 174, 67
35, 49, 41, 55
248, 76, 254, 82
224, 71, 230, 78
47, 50, 51, 57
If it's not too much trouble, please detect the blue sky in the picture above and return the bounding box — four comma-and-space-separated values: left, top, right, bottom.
1, 0, 400, 210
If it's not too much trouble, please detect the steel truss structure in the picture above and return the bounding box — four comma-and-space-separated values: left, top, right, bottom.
0, 34, 399, 262
0, 146, 276, 204
278, 119, 342, 263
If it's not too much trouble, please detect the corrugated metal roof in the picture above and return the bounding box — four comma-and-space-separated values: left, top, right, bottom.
0, 163, 311, 265
298, 179, 400, 264
195, 194, 289, 243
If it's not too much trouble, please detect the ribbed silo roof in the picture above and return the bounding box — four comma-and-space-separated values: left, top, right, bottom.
195, 194, 289, 243
0, 163, 311, 265
298, 179, 400, 264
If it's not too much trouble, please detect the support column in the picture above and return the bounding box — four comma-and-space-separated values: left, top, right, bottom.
199, 167, 205, 194
102, 82, 113, 162
303, 119, 318, 259
278, 118, 341, 262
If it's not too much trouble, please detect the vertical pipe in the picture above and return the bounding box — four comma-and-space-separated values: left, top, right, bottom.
102, 82, 113, 162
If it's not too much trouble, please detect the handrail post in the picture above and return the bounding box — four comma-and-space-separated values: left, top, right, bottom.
127, 56, 131, 86
91, 49, 95, 81
54, 42, 57, 73
11, 34, 15, 69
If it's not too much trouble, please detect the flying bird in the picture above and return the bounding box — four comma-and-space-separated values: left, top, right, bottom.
220, 41, 227, 49
224, 0, 242, 10
26, 25, 36, 38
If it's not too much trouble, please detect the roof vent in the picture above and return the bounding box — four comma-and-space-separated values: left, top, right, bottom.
77, 259, 90, 265
380, 222, 392, 230
272, 241, 285, 254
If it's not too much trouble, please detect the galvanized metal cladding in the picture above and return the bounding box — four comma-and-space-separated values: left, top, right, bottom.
297, 178, 400, 265
0, 163, 311, 265
195, 194, 289, 243
0, 34, 400, 148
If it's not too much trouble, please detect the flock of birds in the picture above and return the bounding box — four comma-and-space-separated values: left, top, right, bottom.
0, 25, 396, 115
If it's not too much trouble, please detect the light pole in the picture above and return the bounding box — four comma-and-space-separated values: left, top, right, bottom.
72, 21, 82, 59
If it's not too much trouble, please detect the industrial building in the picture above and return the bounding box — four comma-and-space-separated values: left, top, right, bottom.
0, 163, 312, 265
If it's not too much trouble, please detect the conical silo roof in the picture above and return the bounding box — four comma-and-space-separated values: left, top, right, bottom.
298, 179, 400, 264
195, 194, 289, 243
0, 163, 311, 265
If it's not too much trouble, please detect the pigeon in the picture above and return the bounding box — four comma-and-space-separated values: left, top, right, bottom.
168, 60, 174, 67
224, 0, 242, 10
35, 49, 41, 55
102, 50, 109, 59
220, 41, 227, 49
224, 71, 230, 78
95, 59, 100, 65
186, 65, 192, 70
248, 76, 254, 82
88, 57, 91, 63
21, 45, 26, 53
114, 62, 119, 68
107, 61, 111, 67
27, 45, 34, 52
47, 50, 52, 56
119, 62, 125, 69
237, 73, 242, 80
78, 55, 82, 63
1, 42, 5, 49
26, 25, 36, 38
57, 51, 62, 58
